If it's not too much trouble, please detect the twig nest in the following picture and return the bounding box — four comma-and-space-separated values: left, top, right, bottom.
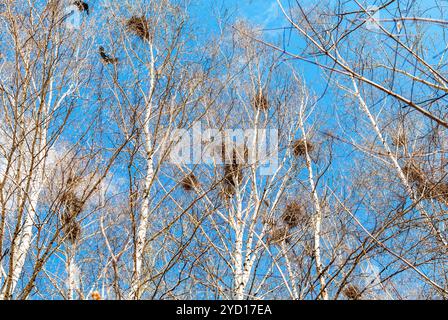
60, 176, 85, 244
221, 144, 244, 196
343, 285, 362, 300
435, 183, 448, 201
181, 173, 199, 191
292, 139, 314, 157
402, 162, 425, 184
282, 201, 306, 228
61, 191, 84, 217
253, 91, 269, 111
267, 227, 290, 245
402, 161, 448, 203
417, 181, 448, 202
392, 131, 407, 147
62, 218, 81, 244
126, 16, 151, 41
223, 163, 243, 196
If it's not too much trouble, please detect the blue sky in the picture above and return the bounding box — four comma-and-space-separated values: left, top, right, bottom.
2, 0, 447, 299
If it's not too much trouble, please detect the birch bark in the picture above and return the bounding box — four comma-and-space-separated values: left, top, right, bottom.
298, 102, 329, 300
130, 43, 157, 299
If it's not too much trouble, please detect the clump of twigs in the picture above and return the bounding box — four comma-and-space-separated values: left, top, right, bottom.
417, 181, 448, 202
433, 183, 448, 201
181, 173, 199, 191
292, 138, 314, 157
253, 90, 269, 111
402, 162, 425, 184
392, 131, 407, 148
126, 16, 151, 41
60, 177, 84, 244
262, 216, 276, 228
61, 210, 81, 244
402, 161, 448, 203
267, 226, 290, 245
223, 163, 243, 196
282, 200, 307, 228
343, 284, 362, 300
221, 144, 244, 197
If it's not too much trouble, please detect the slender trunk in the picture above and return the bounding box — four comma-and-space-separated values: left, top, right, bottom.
130, 43, 156, 299
299, 109, 329, 300
281, 242, 299, 299
233, 189, 245, 300
66, 249, 78, 300
233, 110, 261, 300
8, 181, 42, 296
0, 126, 47, 299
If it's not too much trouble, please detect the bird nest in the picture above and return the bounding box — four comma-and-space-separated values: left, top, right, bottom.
221, 144, 245, 196
126, 16, 151, 41
253, 91, 269, 111
292, 139, 314, 157
282, 201, 307, 228
267, 227, 290, 245
61, 190, 84, 217
417, 181, 448, 202
181, 173, 199, 191
402, 162, 425, 184
61, 213, 81, 244
392, 131, 407, 147
343, 285, 362, 300
402, 161, 448, 203
60, 177, 84, 243
222, 163, 243, 196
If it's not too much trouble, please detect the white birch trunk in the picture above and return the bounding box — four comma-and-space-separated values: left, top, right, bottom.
67, 254, 79, 300
0, 128, 47, 299
7, 181, 41, 296
298, 109, 329, 300
130, 43, 156, 299
233, 188, 245, 300
281, 242, 299, 299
